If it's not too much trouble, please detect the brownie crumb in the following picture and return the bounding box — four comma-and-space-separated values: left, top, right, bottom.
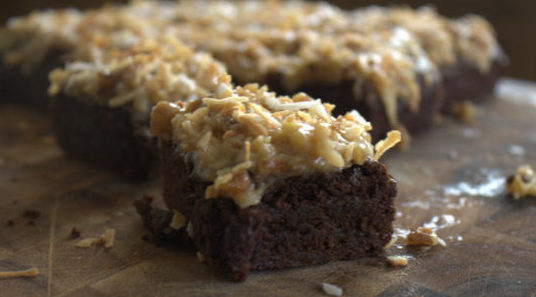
27, 220, 35, 226
23, 210, 40, 219
141, 234, 151, 242
70, 227, 81, 239
7, 220, 14, 227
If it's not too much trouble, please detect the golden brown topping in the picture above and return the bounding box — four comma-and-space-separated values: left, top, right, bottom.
406, 227, 446, 247
4, 1, 501, 129
152, 84, 399, 208
49, 37, 231, 112
507, 165, 536, 199
386, 255, 408, 267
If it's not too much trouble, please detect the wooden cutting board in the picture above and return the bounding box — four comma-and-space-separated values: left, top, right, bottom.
1, 78, 535, 297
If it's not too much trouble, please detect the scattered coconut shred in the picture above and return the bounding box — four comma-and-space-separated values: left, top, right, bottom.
0, 267, 39, 279
322, 282, 343, 296
75, 228, 116, 249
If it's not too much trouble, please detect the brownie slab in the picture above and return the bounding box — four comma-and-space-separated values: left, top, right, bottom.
0, 52, 63, 110
52, 94, 156, 181
161, 142, 397, 281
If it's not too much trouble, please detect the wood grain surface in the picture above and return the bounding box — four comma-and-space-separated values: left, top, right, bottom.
1, 79, 536, 297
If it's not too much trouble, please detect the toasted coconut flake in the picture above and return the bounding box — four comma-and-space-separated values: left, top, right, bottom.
170, 210, 186, 230
374, 130, 402, 160
322, 282, 343, 296
383, 235, 398, 250
0, 268, 39, 279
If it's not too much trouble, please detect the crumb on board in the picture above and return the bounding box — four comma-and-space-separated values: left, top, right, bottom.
452, 100, 477, 124
506, 165, 536, 199
7, 220, 14, 227
75, 237, 98, 248
75, 228, 116, 248
321, 282, 343, 296
27, 220, 35, 226
0, 268, 39, 279
386, 255, 409, 267
23, 209, 40, 219
70, 227, 81, 239
407, 227, 446, 247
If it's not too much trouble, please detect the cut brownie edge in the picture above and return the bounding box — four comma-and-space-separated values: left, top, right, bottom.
441, 59, 507, 113
161, 141, 397, 281
52, 94, 157, 181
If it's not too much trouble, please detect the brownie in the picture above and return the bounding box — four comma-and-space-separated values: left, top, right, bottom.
51, 94, 157, 181
0, 50, 64, 110
160, 142, 397, 281
440, 58, 508, 113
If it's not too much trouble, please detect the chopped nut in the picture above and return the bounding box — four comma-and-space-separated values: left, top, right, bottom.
406, 227, 445, 247
506, 165, 536, 199
386, 255, 408, 267
321, 282, 343, 296
0, 268, 39, 279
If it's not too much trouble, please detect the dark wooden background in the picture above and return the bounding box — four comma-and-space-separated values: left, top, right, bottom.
0, 0, 535, 81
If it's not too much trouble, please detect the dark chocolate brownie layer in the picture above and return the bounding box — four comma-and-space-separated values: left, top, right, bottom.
161, 142, 397, 281
52, 94, 157, 181
0, 50, 64, 110
441, 59, 507, 112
